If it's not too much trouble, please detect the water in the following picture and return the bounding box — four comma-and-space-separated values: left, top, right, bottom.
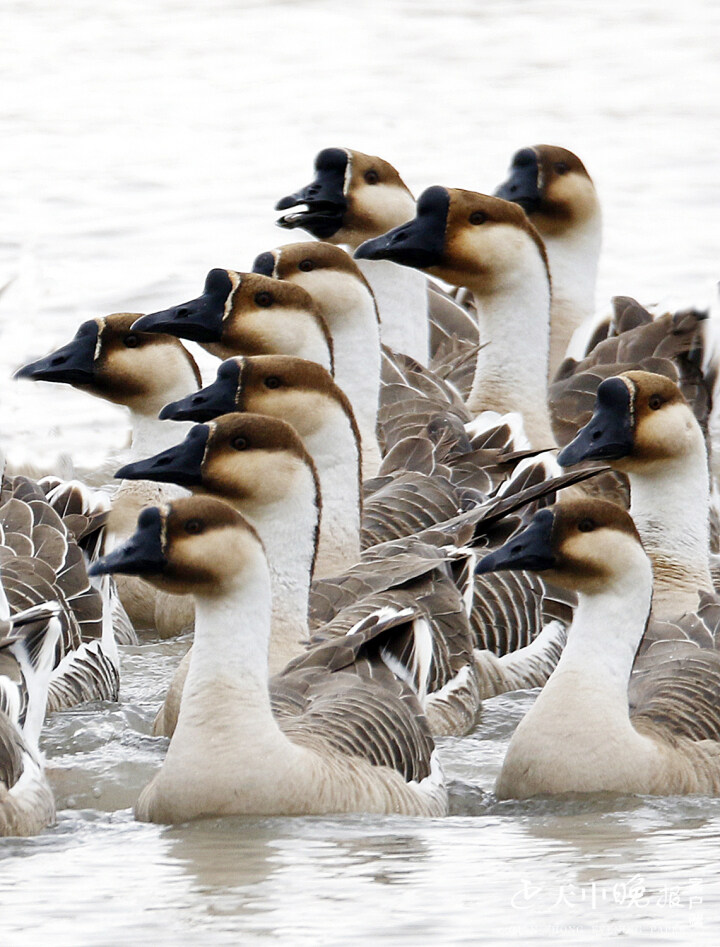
1, 0, 720, 942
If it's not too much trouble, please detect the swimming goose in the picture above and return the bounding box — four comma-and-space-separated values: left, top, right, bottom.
0, 591, 61, 836
275, 147, 477, 364
16, 314, 202, 636
477, 498, 720, 798
117, 413, 320, 677
252, 242, 384, 477
495, 145, 602, 379
161, 355, 362, 578
90, 497, 447, 820
356, 187, 557, 451
558, 370, 715, 622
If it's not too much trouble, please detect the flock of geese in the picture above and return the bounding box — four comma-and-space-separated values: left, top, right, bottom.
3, 142, 720, 833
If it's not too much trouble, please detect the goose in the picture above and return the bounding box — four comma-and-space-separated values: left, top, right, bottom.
159, 355, 362, 578
477, 498, 720, 798
557, 370, 716, 624
275, 147, 478, 364
356, 186, 557, 451
495, 144, 602, 379
90, 496, 447, 821
251, 241, 384, 477
0, 589, 61, 836
125, 405, 592, 737
16, 313, 202, 636
117, 413, 321, 680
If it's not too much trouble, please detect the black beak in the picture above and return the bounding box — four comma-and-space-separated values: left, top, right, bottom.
115, 425, 209, 486
252, 252, 276, 277
160, 360, 241, 422
475, 508, 556, 575
558, 377, 635, 467
494, 147, 541, 214
15, 320, 99, 385
275, 147, 348, 239
132, 269, 234, 342
354, 185, 448, 269
89, 506, 167, 577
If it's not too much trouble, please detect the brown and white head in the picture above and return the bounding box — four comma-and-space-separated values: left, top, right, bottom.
115, 412, 321, 550
130, 270, 333, 368
275, 147, 416, 249
476, 497, 646, 595
160, 354, 360, 446
558, 371, 703, 474
495, 144, 600, 240
15, 313, 201, 415
252, 241, 378, 325
89, 496, 267, 598
355, 186, 550, 298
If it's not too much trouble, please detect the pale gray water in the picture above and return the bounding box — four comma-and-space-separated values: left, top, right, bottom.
1, 0, 720, 943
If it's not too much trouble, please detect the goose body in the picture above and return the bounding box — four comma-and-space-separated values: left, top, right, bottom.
495, 144, 602, 380
17, 314, 202, 636
91, 497, 446, 821
478, 499, 720, 798
0, 594, 61, 836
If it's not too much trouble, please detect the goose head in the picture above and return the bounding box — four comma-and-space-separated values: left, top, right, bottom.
275, 147, 416, 249
495, 144, 600, 239
160, 354, 359, 444
15, 313, 201, 415
89, 496, 265, 597
557, 371, 701, 473
476, 498, 644, 595
115, 412, 320, 519
132, 271, 333, 368
253, 241, 378, 324
355, 186, 550, 297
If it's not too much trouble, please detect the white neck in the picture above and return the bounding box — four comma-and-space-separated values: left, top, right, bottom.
304, 273, 383, 479
629, 446, 713, 617
169, 565, 288, 770
544, 217, 602, 378
128, 412, 194, 463
466, 261, 555, 449
356, 259, 429, 366
303, 406, 362, 578
230, 489, 317, 674
555, 561, 652, 700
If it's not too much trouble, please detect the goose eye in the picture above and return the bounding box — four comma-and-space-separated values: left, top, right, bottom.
184, 518, 204, 535
364, 169, 379, 185
578, 518, 596, 533
298, 259, 315, 272
264, 376, 282, 389
469, 210, 487, 225
648, 394, 664, 411
124, 334, 140, 348
231, 436, 248, 451
554, 162, 569, 175
254, 291, 273, 308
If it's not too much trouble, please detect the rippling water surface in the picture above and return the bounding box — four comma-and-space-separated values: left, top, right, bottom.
1, 0, 720, 943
